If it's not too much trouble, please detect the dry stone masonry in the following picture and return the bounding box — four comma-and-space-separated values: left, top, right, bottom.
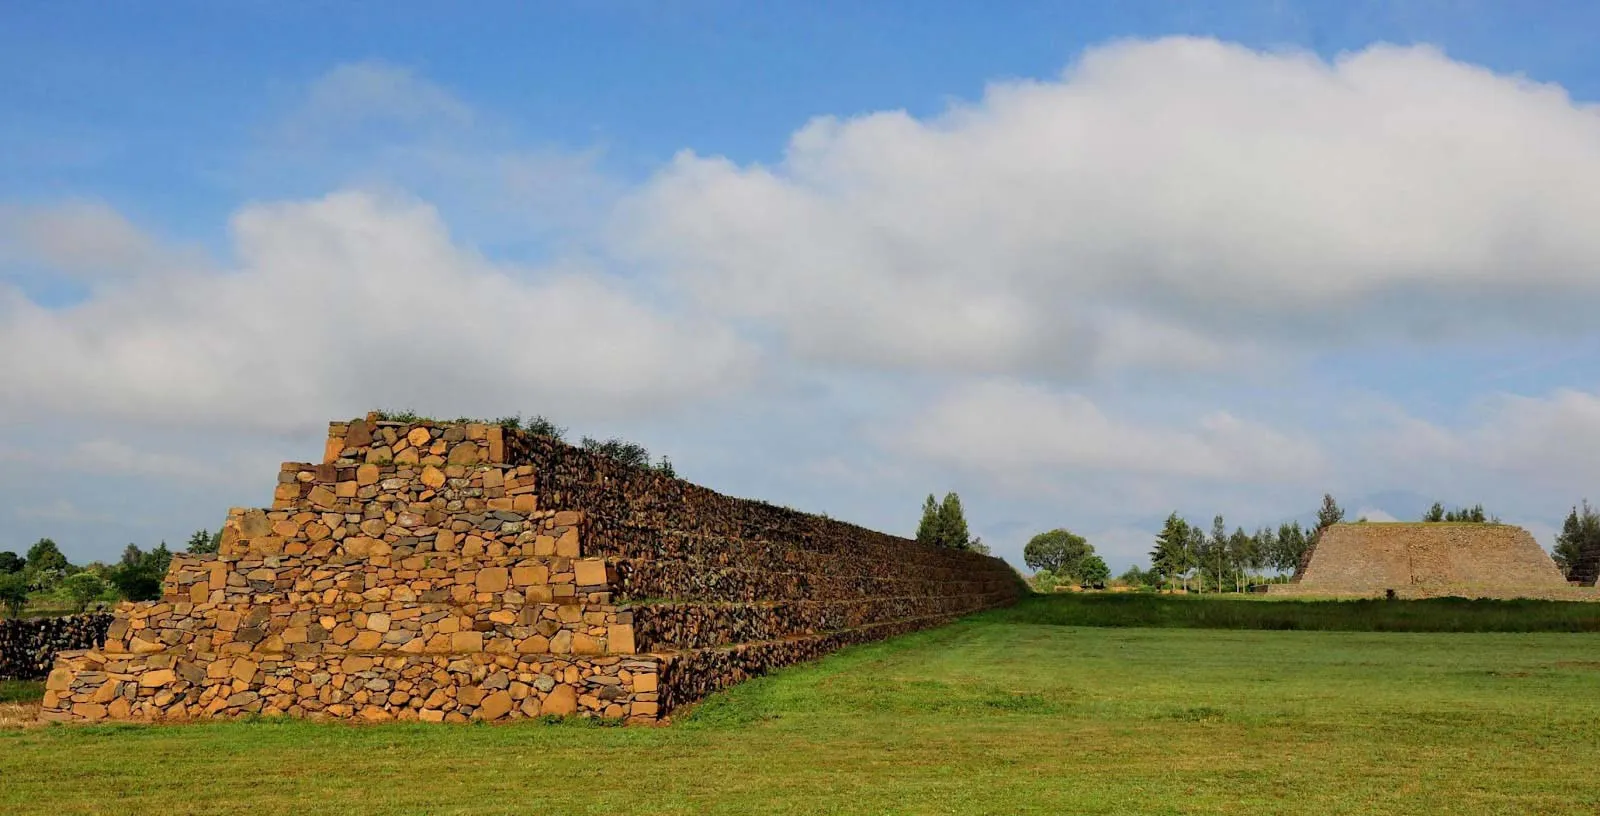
0, 614, 112, 680
1270, 522, 1600, 600
42, 416, 1023, 723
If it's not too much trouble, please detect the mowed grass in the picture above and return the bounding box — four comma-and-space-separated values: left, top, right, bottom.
1005, 591, 1600, 631
5, 599, 1600, 815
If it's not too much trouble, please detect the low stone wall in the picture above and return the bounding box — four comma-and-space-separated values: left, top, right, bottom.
43, 416, 1023, 723
1, 614, 112, 680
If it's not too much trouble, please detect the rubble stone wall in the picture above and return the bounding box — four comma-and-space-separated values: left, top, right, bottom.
1, 614, 112, 680
43, 416, 1023, 724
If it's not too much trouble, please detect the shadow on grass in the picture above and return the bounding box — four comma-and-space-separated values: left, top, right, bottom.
984, 593, 1600, 633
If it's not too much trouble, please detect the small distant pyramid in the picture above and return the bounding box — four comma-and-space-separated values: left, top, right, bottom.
1271, 523, 1597, 600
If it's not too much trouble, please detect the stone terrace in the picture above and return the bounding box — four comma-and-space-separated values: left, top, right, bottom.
1270, 522, 1599, 601
42, 416, 1024, 723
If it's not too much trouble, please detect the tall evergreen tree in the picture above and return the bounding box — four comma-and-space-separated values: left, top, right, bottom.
1554, 501, 1600, 579
915, 495, 940, 547
1314, 494, 1345, 538
1149, 513, 1193, 591
186, 529, 220, 555
936, 492, 971, 550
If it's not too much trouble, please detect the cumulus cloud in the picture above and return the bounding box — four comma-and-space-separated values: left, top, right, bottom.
618, 37, 1600, 377
894, 380, 1323, 481
0, 191, 755, 431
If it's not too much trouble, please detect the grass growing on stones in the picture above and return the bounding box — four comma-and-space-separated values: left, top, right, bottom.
5, 600, 1600, 815
1003, 591, 1600, 632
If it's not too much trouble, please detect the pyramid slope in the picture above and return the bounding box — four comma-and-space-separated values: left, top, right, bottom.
1271, 522, 1597, 600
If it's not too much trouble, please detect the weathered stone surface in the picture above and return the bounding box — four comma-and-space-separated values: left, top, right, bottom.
541, 684, 577, 716
38, 416, 1027, 726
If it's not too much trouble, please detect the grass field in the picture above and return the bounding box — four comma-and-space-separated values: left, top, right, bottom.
4, 596, 1599, 815
1007, 591, 1600, 631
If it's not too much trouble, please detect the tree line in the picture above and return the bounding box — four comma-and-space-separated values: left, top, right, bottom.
0, 528, 219, 618
1143, 496, 1338, 593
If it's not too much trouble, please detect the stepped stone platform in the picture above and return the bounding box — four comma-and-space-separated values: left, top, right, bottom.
1269, 522, 1600, 601
42, 416, 1024, 723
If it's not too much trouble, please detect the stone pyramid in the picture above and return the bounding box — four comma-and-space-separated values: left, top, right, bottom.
1270, 522, 1596, 600
43, 416, 1023, 722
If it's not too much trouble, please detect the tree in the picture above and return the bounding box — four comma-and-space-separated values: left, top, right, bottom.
1273, 522, 1309, 574
186, 529, 221, 555
0, 551, 22, 574
1077, 555, 1110, 587
1149, 513, 1194, 591
0, 572, 27, 618
521, 415, 566, 440
1029, 568, 1063, 593
145, 542, 173, 578
1423, 502, 1445, 522
109, 563, 163, 602
936, 493, 971, 550
25, 538, 70, 575
1314, 494, 1345, 538
1117, 565, 1151, 588
915, 495, 940, 547
60, 572, 107, 613
1025, 529, 1090, 575
1227, 527, 1256, 592
107, 542, 172, 602
967, 536, 991, 555
1446, 504, 1490, 523
1199, 515, 1228, 593
580, 436, 652, 469
1251, 527, 1277, 578
1554, 502, 1600, 579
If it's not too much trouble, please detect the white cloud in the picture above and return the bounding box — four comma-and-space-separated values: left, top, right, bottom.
618, 37, 1600, 378
280, 61, 473, 143
0, 200, 207, 282
0, 191, 755, 431
894, 380, 1323, 481
1367, 388, 1600, 493
1353, 507, 1400, 522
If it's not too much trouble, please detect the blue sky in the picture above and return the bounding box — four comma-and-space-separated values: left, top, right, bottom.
4, 1, 1600, 571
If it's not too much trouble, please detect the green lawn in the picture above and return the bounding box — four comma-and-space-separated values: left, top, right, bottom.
4, 598, 1599, 815
1009, 591, 1600, 631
